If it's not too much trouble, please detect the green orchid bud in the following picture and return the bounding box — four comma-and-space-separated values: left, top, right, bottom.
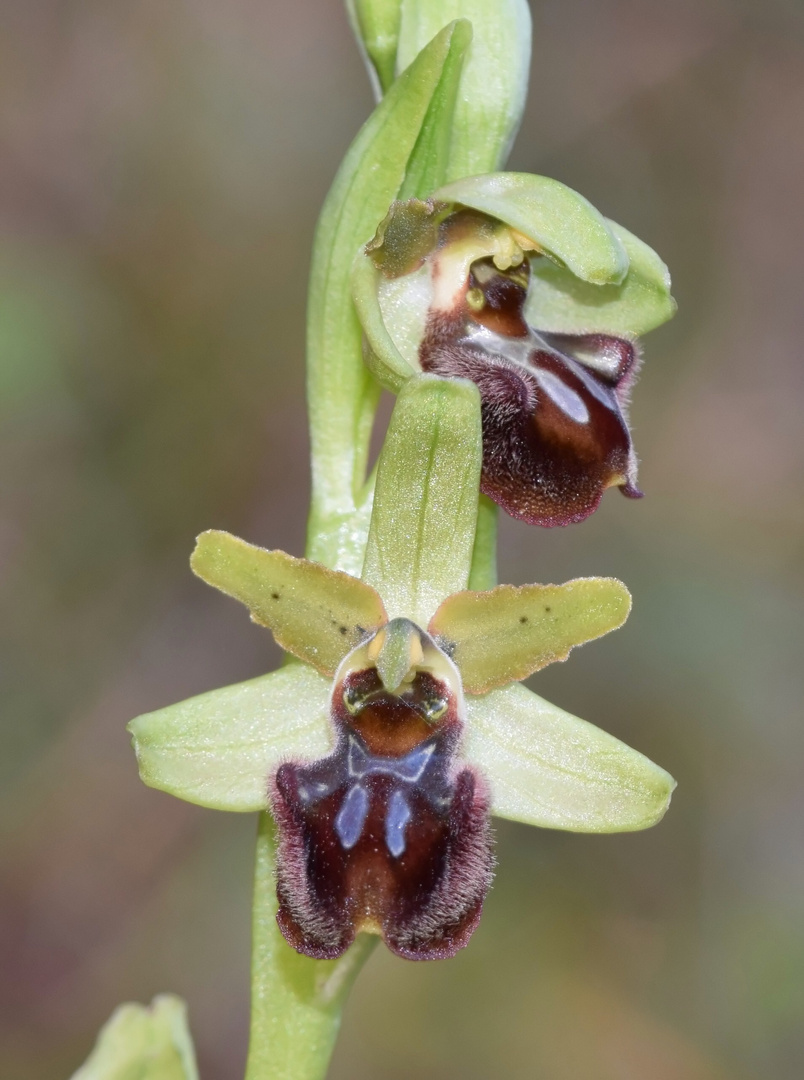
345, 0, 403, 97
352, 177, 675, 528
71, 995, 198, 1080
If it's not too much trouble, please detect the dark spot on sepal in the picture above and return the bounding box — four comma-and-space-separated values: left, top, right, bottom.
271, 592, 280, 600
519, 616, 528, 624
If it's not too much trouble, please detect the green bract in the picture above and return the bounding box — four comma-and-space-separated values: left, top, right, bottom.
305, 19, 471, 572
130, 379, 674, 833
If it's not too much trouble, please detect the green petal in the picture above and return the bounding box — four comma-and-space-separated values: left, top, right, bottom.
362, 375, 482, 625
128, 665, 332, 812
70, 994, 198, 1080
464, 683, 675, 832
191, 530, 387, 675
433, 172, 628, 284
396, 0, 532, 181
430, 577, 631, 694
526, 219, 677, 336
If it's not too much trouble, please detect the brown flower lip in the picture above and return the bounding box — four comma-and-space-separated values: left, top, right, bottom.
270, 634, 494, 962
420, 254, 642, 527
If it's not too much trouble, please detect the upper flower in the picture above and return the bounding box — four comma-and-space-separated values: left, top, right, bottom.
352, 173, 675, 526
128, 377, 675, 962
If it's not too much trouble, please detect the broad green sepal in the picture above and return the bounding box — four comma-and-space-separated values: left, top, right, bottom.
345, 0, 404, 97
396, 0, 532, 181
464, 683, 675, 832
191, 530, 387, 675
433, 173, 629, 285
307, 19, 471, 559
362, 375, 482, 625
430, 577, 631, 693
526, 219, 677, 336
70, 994, 198, 1080
128, 665, 331, 812
351, 251, 419, 393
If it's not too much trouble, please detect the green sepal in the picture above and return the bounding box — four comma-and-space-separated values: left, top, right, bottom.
395, 0, 532, 181
70, 995, 198, 1080
464, 683, 675, 832
128, 665, 331, 812
345, 0, 404, 97
306, 19, 471, 564
430, 577, 631, 694
433, 173, 629, 285
362, 375, 482, 625
351, 252, 419, 393
191, 530, 387, 676
526, 219, 676, 336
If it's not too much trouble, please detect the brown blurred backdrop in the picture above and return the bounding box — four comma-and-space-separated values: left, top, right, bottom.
1, 1, 803, 1077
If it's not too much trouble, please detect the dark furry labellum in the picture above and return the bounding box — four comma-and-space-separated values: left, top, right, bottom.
420, 257, 642, 526
270, 622, 493, 960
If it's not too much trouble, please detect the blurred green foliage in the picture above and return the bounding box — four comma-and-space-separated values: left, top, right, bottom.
1, 1, 803, 1078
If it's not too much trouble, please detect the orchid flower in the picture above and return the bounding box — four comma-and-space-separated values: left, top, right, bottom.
129, 377, 674, 962
352, 180, 675, 526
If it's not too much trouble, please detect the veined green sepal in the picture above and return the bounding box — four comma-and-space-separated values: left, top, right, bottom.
464, 683, 676, 832
362, 375, 482, 625
128, 665, 331, 812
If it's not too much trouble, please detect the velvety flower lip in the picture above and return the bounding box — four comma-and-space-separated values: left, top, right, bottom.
352, 180, 676, 527
421, 254, 643, 526
271, 619, 493, 961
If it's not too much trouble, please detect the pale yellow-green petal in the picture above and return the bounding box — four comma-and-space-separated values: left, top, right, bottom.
70, 994, 198, 1080
430, 577, 631, 693
526, 219, 676, 336
128, 665, 332, 812
433, 172, 628, 284
464, 683, 675, 832
362, 374, 482, 625
191, 530, 387, 676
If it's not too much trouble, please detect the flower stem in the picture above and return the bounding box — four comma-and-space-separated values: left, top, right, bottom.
468, 494, 498, 591
245, 813, 377, 1080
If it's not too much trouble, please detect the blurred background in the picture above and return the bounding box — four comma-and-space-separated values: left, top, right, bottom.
1, 0, 803, 1076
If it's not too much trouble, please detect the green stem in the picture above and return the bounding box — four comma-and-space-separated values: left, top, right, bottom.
468, 494, 498, 591
245, 814, 377, 1080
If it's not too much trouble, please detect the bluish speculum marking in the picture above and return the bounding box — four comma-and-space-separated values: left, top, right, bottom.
270, 622, 494, 961
334, 783, 369, 850
385, 788, 412, 858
